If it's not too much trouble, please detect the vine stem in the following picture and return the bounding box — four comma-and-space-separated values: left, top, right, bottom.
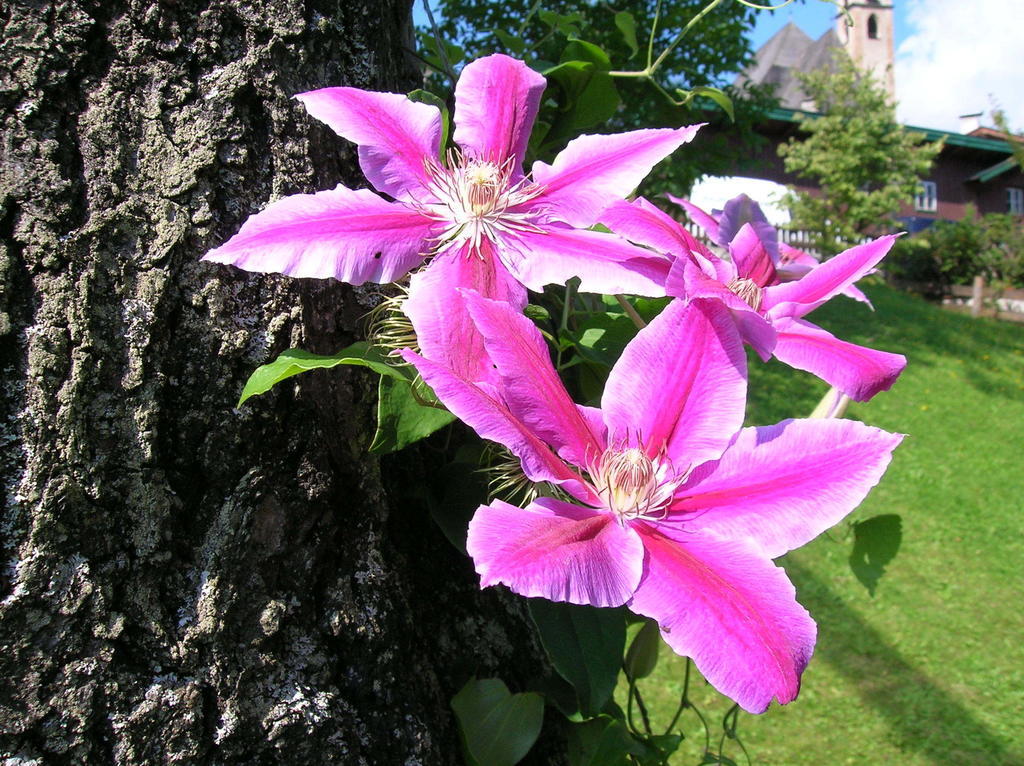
615, 294, 647, 329
609, 0, 728, 79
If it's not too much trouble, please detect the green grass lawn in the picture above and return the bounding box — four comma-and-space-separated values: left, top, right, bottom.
626, 284, 1024, 765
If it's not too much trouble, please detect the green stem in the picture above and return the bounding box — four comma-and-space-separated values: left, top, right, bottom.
663, 658, 692, 734
646, 0, 663, 70
518, 0, 543, 35
615, 294, 647, 329
650, 0, 728, 75
633, 681, 653, 736
421, 0, 455, 84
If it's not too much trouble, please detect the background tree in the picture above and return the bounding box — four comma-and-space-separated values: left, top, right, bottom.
0, 2, 562, 763
992, 108, 1024, 170
778, 53, 942, 256
421, 0, 777, 194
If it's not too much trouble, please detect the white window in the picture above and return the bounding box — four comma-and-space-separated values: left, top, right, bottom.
915, 181, 937, 212
1008, 187, 1024, 215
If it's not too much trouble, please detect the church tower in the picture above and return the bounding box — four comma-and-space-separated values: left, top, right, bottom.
837, 0, 895, 101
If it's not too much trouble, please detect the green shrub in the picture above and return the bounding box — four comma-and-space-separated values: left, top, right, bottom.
886, 235, 944, 291
892, 209, 1024, 289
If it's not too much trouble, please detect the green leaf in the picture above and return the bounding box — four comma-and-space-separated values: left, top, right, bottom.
676, 86, 735, 122
427, 459, 488, 554
613, 11, 639, 59
623, 619, 660, 681
567, 313, 638, 369
541, 40, 619, 142
528, 600, 625, 718
237, 342, 404, 407
368, 375, 455, 454
538, 9, 583, 37
494, 29, 527, 56
848, 513, 902, 595
645, 734, 683, 760
560, 39, 611, 69
451, 678, 544, 766
523, 303, 551, 321
407, 89, 450, 153
568, 715, 646, 766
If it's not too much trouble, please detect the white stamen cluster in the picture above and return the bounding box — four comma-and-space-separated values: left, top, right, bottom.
589, 446, 683, 523
727, 277, 764, 311
422, 151, 545, 259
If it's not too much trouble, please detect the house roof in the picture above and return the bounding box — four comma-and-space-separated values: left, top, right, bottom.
735, 22, 843, 109
969, 157, 1019, 183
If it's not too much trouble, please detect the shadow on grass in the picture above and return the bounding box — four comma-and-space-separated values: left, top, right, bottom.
785, 557, 1018, 765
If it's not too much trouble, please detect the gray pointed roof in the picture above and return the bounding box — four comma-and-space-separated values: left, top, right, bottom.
736, 22, 844, 109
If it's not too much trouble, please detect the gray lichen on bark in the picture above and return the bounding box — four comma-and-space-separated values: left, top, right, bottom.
0, 2, 563, 763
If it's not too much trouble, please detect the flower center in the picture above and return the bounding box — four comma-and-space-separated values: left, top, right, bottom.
422, 150, 545, 259
463, 161, 504, 216
727, 277, 764, 311
590, 447, 681, 522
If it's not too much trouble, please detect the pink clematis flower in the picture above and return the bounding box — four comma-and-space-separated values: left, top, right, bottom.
599, 197, 906, 401
670, 194, 872, 304
400, 291, 901, 713
203, 54, 694, 383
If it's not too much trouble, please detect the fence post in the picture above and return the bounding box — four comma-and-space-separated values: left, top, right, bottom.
971, 275, 984, 317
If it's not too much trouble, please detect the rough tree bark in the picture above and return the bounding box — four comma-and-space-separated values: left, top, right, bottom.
0, 2, 564, 763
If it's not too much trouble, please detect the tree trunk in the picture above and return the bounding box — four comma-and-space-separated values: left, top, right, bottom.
0, 2, 562, 763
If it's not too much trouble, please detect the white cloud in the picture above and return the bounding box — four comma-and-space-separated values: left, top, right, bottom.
688, 177, 791, 226
896, 0, 1024, 132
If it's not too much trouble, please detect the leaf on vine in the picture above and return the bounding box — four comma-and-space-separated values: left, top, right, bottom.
613, 11, 639, 59
368, 375, 455, 454
528, 600, 625, 718
237, 342, 405, 407
451, 678, 544, 766
624, 619, 660, 681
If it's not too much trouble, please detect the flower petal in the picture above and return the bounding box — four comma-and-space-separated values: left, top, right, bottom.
467, 498, 644, 607
532, 125, 702, 228
463, 291, 605, 467
771, 318, 906, 401
203, 186, 432, 284
295, 88, 441, 201
717, 194, 777, 264
670, 419, 903, 558
500, 226, 672, 296
667, 194, 720, 244
399, 349, 595, 501
602, 300, 746, 468
599, 198, 713, 260
453, 54, 546, 170
628, 526, 816, 714
665, 255, 776, 359
404, 244, 527, 386
729, 223, 777, 288
764, 235, 897, 317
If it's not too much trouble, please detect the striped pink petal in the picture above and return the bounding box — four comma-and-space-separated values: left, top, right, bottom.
404, 244, 526, 387
467, 498, 644, 607
453, 54, 546, 171
532, 125, 702, 228
295, 88, 441, 201
203, 186, 433, 284
602, 300, 746, 468
629, 526, 816, 714
463, 291, 605, 467
771, 317, 906, 401
669, 419, 904, 558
